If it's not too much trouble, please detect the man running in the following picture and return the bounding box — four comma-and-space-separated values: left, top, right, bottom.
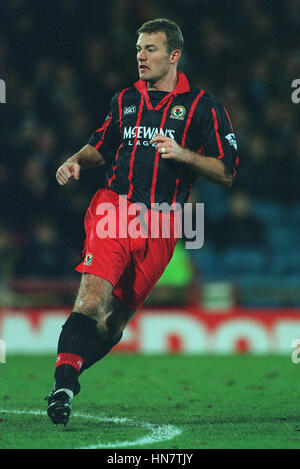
46, 18, 238, 426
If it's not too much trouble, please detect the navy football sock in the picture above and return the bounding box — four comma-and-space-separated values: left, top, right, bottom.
54, 312, 122, 394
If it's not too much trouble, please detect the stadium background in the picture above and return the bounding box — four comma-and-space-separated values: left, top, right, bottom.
0, 0, 300, 355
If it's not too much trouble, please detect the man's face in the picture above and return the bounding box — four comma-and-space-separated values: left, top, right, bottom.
136, 32, 173, 83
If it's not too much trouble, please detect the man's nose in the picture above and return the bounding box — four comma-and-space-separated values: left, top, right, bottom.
137, 49, 147, 61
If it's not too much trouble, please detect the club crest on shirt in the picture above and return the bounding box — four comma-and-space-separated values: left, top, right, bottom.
170, 105, 186, 120
83, 253, 93, 266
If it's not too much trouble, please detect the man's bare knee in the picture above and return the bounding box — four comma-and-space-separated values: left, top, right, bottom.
73, 275, 136, 340
100, 296, 136, 338
73, 273, 113, 322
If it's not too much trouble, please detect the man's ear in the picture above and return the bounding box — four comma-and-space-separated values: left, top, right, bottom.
170, 49, 181, 65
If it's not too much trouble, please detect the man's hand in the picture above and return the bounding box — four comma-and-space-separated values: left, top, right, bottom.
150, 133, 233, 187
56, 145, 105, 186
56, 160, 81, 186
150, 134, 190, 164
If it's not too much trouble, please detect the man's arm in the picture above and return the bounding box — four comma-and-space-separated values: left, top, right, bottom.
56, 144, 105, 186
56, 91, 121, 186
179, 148, 233, 187
150, 134, 233, 187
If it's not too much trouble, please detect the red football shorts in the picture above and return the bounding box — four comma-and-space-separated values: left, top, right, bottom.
75, 188, 179, 310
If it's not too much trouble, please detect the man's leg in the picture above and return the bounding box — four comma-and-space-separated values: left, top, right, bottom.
47, 272, 136, 425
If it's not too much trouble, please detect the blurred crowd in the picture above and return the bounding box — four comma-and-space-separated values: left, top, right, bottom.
0, 0, 299, 296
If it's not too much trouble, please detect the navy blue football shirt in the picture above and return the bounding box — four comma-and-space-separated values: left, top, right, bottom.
88, 71, 239, 208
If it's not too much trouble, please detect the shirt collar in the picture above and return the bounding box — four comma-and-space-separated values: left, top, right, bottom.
134, 71, 190, 111
134, 70, 190, 97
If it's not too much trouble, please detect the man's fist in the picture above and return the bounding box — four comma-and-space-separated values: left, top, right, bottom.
56, 161, 81, 186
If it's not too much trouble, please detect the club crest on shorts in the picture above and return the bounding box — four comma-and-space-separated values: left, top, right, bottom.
170, 105, 186, 120
84, 253, 93, 266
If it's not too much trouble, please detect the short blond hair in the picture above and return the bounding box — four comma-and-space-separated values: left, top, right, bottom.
137, 18, 184, 54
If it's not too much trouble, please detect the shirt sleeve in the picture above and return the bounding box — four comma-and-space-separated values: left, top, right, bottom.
197, 101, 239, 176
88, 93, 121, 164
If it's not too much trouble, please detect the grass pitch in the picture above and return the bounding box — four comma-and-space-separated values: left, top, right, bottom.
0, 354, 299, 449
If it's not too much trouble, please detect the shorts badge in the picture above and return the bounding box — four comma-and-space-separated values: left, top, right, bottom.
84, 253, 94, 266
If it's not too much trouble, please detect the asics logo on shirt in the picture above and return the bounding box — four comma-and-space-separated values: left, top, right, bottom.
123, 105, 136, 115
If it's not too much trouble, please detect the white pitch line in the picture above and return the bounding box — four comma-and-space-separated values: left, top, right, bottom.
0, 408, 182, 449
